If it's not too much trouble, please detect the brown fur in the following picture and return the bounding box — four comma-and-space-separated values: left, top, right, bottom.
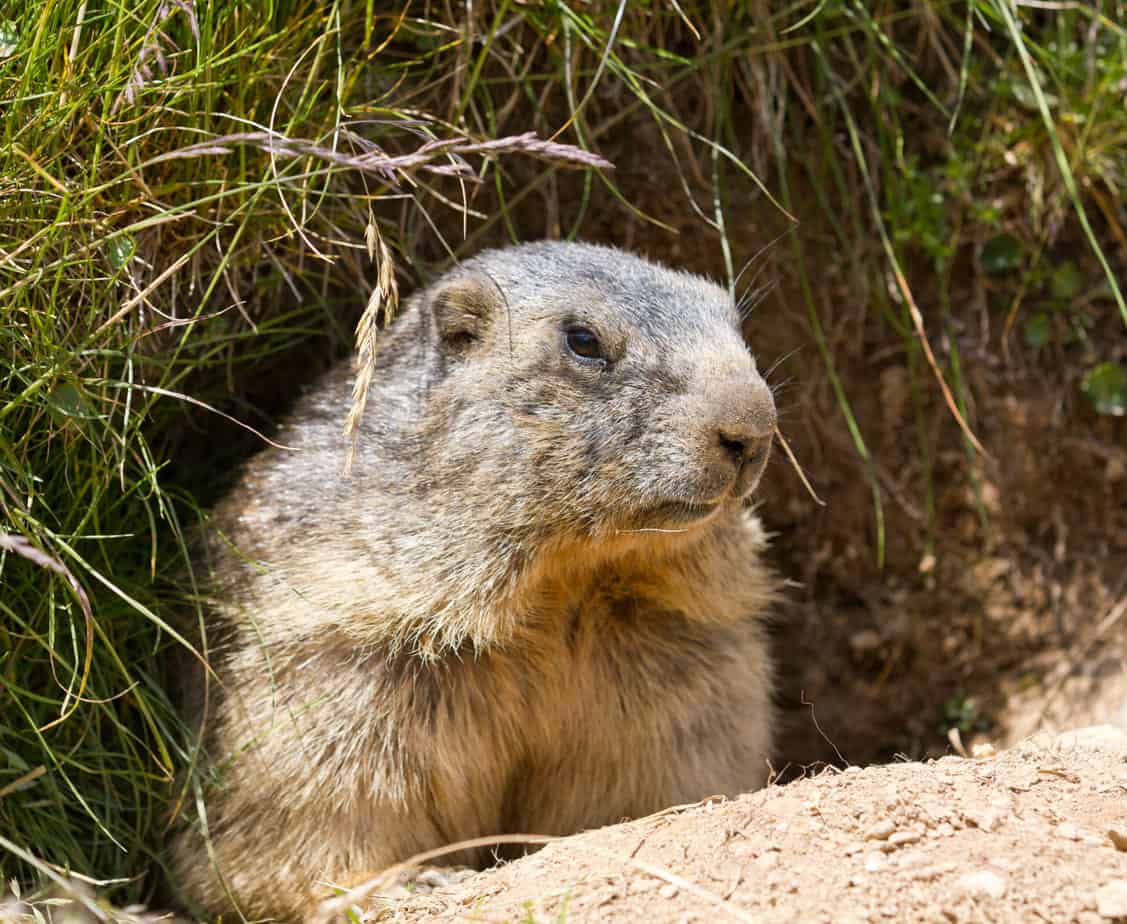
170, 241, 778, 920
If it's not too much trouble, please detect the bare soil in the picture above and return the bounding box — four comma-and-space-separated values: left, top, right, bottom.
374, 725, 1127, 924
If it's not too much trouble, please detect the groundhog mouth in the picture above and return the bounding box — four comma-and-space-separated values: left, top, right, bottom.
624, 498, 722, 532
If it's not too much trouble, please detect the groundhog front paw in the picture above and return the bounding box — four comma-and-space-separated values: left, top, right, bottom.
408, 865, 478, 893
314, 864, 480, 922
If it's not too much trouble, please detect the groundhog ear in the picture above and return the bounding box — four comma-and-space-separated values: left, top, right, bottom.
428, 273, 503, 354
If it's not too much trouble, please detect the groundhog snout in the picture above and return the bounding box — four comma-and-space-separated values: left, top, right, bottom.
702, 376, 776, 497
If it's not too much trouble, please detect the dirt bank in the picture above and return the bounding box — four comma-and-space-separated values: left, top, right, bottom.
369, 725, 1127, 923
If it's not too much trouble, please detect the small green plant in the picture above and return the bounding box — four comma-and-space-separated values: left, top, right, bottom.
1082, 362, 1127, 417
939, 692, 992, 736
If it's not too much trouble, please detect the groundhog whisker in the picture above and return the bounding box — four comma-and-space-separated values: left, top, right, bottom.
770, 378, 797, 398
736, 254, 772, 297
731, 226, 794, 292
734, 262, 772, 316
737, 279, 778, 321
765, 347, 802, 381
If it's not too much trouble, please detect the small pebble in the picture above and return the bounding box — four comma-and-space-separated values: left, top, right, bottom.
889, 831, 921, 847
956, 870, 1007, 900
659, 883, 679, 900
1097, 880, 1127, 919
755, 851, 781, 870
865, 819, 896, 841
965, 808, 1003, 832
850, 629, 882, 655
896, 849, 927, 870
864, 852, 886, 873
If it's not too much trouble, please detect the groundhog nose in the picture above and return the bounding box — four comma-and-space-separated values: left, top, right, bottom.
711, 378, 776, 486
718, 428, 772, 469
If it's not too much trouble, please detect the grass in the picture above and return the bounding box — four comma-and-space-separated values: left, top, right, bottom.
1, 0, 1125, 916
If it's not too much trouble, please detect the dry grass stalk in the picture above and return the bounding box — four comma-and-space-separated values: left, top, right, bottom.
774, 425, 826, 507
343, 224, 400, 477
311, 833, 556, 923
149, 129, 613, 178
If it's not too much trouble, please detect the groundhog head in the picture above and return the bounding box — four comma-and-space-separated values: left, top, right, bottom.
409, 241, 776, 549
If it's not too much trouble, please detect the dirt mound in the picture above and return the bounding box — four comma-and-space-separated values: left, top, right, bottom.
380, 726, 1127, 923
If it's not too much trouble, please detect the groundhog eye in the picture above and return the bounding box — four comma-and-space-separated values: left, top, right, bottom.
565, 326, 603, 361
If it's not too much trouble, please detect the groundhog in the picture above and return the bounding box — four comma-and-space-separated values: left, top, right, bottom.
170, 241, 778, 921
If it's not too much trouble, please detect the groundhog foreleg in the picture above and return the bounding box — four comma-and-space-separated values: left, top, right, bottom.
623, 617, 775, 808
666, 620, 775, 799
170, 645, 516, 921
